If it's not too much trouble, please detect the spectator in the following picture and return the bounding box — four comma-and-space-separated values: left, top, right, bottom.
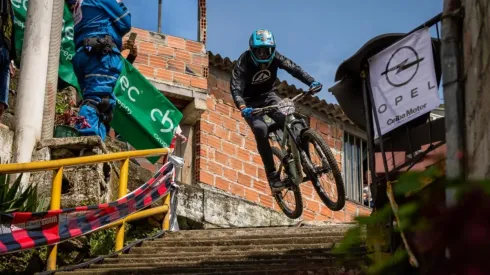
0, 0, 16, 129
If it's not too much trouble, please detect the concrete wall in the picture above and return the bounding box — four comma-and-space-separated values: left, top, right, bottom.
463, 0, 490, 179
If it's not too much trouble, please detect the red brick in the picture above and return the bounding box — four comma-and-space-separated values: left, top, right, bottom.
131, 28, 150, 40
229, 157, 243, 171
149, 55, 167, 68
207, 135, 221, 150
175, 49, 192, 63
231, 109, 242, 121
230, 133, 244, 147
206, 97, 215, 111
167, 60, 185, 73
258, 168, 266, 180
310, 117, 318, 129
138, 41, 157, 55
327, 137, 335, 149
215, 151, 228, 164
259, 194, 273, 208
135, 64, 155, 78
335, 153, 342, 163
208, 75, 218, 88
244, 188, 259, 202
186, 64, 203, 76
239, 123, 249, 136
301, 184, 314, 198
245, 138, 256, 151
167, 35, 186, 49
186, 40, 205, 53
174, 72, 191, 85
303, 210, 316, 221
215, 177, 231, 192
198, 145, 208, 159
336, 128, 344, 139
134, 53, 149, 65
156, 69, 173, 81
216, 103, 231, 116
217, 78, 230, 93
317, 122, 329, 135
208, 161, 223, 175
157, 45, 175, 58
335, 140, 342, 151
305, 198, 321, 213
237, 172, 252, 187
190, 77, 207, 89
224, 167, 237, 181
243, 162, 258, 177
254, 179, 269, 194
345, 213, 355, 222
320, 205, 333, 218
236, 147, 251, 162
197, 157, 207, 170
222, 141, 237, 156
191, 54, 207, 66
332, 211, 346, 222
208, 111, 222, 126
231, 183, 245, 197
199, 170, 214, 185
200, 120, 214, 133
252, 154, 263, 166
223, 117, 238, 131
345, 202, 359, 216
215, 126, 228, 139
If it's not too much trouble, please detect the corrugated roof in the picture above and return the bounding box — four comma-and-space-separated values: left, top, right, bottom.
208, 51, 354, 125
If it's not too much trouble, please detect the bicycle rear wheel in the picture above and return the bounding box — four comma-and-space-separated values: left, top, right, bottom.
271, 146, 303, 219
301, 129, 346, 211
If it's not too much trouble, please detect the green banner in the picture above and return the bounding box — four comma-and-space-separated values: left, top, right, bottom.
112, 59, 183, 163
12, 0, 80, 91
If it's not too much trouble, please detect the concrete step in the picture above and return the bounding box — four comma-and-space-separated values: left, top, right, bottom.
155, 231, 347, 242
57, 264, 355, 275
129, 242, 340, 254
162, 225, 355, 239
142, 236, 344, 247
100, 252, 365, 265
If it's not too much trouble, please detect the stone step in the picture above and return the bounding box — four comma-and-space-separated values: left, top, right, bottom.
129, 242, 340, 254
162, 225, 355, 239
156, 231, 347, 242
143, 235, 344, 247
101, 252, 365, 264
57, 264, 352, 275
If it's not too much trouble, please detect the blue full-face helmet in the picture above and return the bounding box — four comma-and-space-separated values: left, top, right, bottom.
249, 29, 276, 67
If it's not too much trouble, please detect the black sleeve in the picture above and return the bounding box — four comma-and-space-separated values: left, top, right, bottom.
275, 51, 315, 86
230, 52, 248, 109
126, 53, 136, 64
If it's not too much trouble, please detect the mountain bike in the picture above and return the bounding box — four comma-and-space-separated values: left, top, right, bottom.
251, 88, 346, 219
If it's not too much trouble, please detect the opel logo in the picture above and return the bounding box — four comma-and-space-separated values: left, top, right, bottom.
380, 46, 425, 87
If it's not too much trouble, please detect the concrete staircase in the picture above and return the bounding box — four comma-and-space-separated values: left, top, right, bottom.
59, 224, 365, 275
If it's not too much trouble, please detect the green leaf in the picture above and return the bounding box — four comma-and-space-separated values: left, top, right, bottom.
5, 173, 23, 201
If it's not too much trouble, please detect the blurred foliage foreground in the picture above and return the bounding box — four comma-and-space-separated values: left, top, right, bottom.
333, 159, 490, 275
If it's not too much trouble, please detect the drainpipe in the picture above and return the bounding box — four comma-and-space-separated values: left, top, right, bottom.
13, 0, 54, 189
41, 0, 64, 140
157, 0, 162, 33
441, 0, 464, 206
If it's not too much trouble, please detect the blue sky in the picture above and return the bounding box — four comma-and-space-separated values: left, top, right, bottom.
124, 0, 443, 103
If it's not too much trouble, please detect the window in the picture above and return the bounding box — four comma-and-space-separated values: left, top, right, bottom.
343, 132, 371, 208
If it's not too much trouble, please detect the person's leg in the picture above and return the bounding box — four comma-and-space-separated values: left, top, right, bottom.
0, 48, 10, 128
245, 116, 284, 191
73, 51, 122, 140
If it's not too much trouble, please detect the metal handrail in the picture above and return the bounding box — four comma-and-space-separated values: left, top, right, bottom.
0, 148, 171, 271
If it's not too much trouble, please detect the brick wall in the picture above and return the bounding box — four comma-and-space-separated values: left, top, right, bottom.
122, 28, 208, 90
196, 67, 371, 222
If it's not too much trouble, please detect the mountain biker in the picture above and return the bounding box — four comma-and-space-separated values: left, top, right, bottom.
65, 0, 131, 140
230, 29, 322, 192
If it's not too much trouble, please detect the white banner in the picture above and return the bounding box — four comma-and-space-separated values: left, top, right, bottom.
368, 28, 440, 138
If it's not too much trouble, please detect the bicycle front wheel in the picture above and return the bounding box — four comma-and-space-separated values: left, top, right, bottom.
271, 146, 303, 219
301, 129, 345, 211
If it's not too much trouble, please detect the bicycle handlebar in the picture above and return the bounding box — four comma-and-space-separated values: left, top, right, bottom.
251, 86, 321, 117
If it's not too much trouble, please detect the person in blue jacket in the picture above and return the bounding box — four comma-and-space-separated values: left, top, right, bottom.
65, 0, 131, 140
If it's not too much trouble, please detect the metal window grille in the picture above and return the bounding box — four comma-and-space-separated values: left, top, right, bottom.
343, 132, 371, 207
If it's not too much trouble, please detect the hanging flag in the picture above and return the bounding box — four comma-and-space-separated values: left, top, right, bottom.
112, 59, 183, 164
12, 1, 81, 91
368, 28, 440, 138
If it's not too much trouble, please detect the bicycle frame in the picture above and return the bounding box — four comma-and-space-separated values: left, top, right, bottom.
272, 113, 308, 185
